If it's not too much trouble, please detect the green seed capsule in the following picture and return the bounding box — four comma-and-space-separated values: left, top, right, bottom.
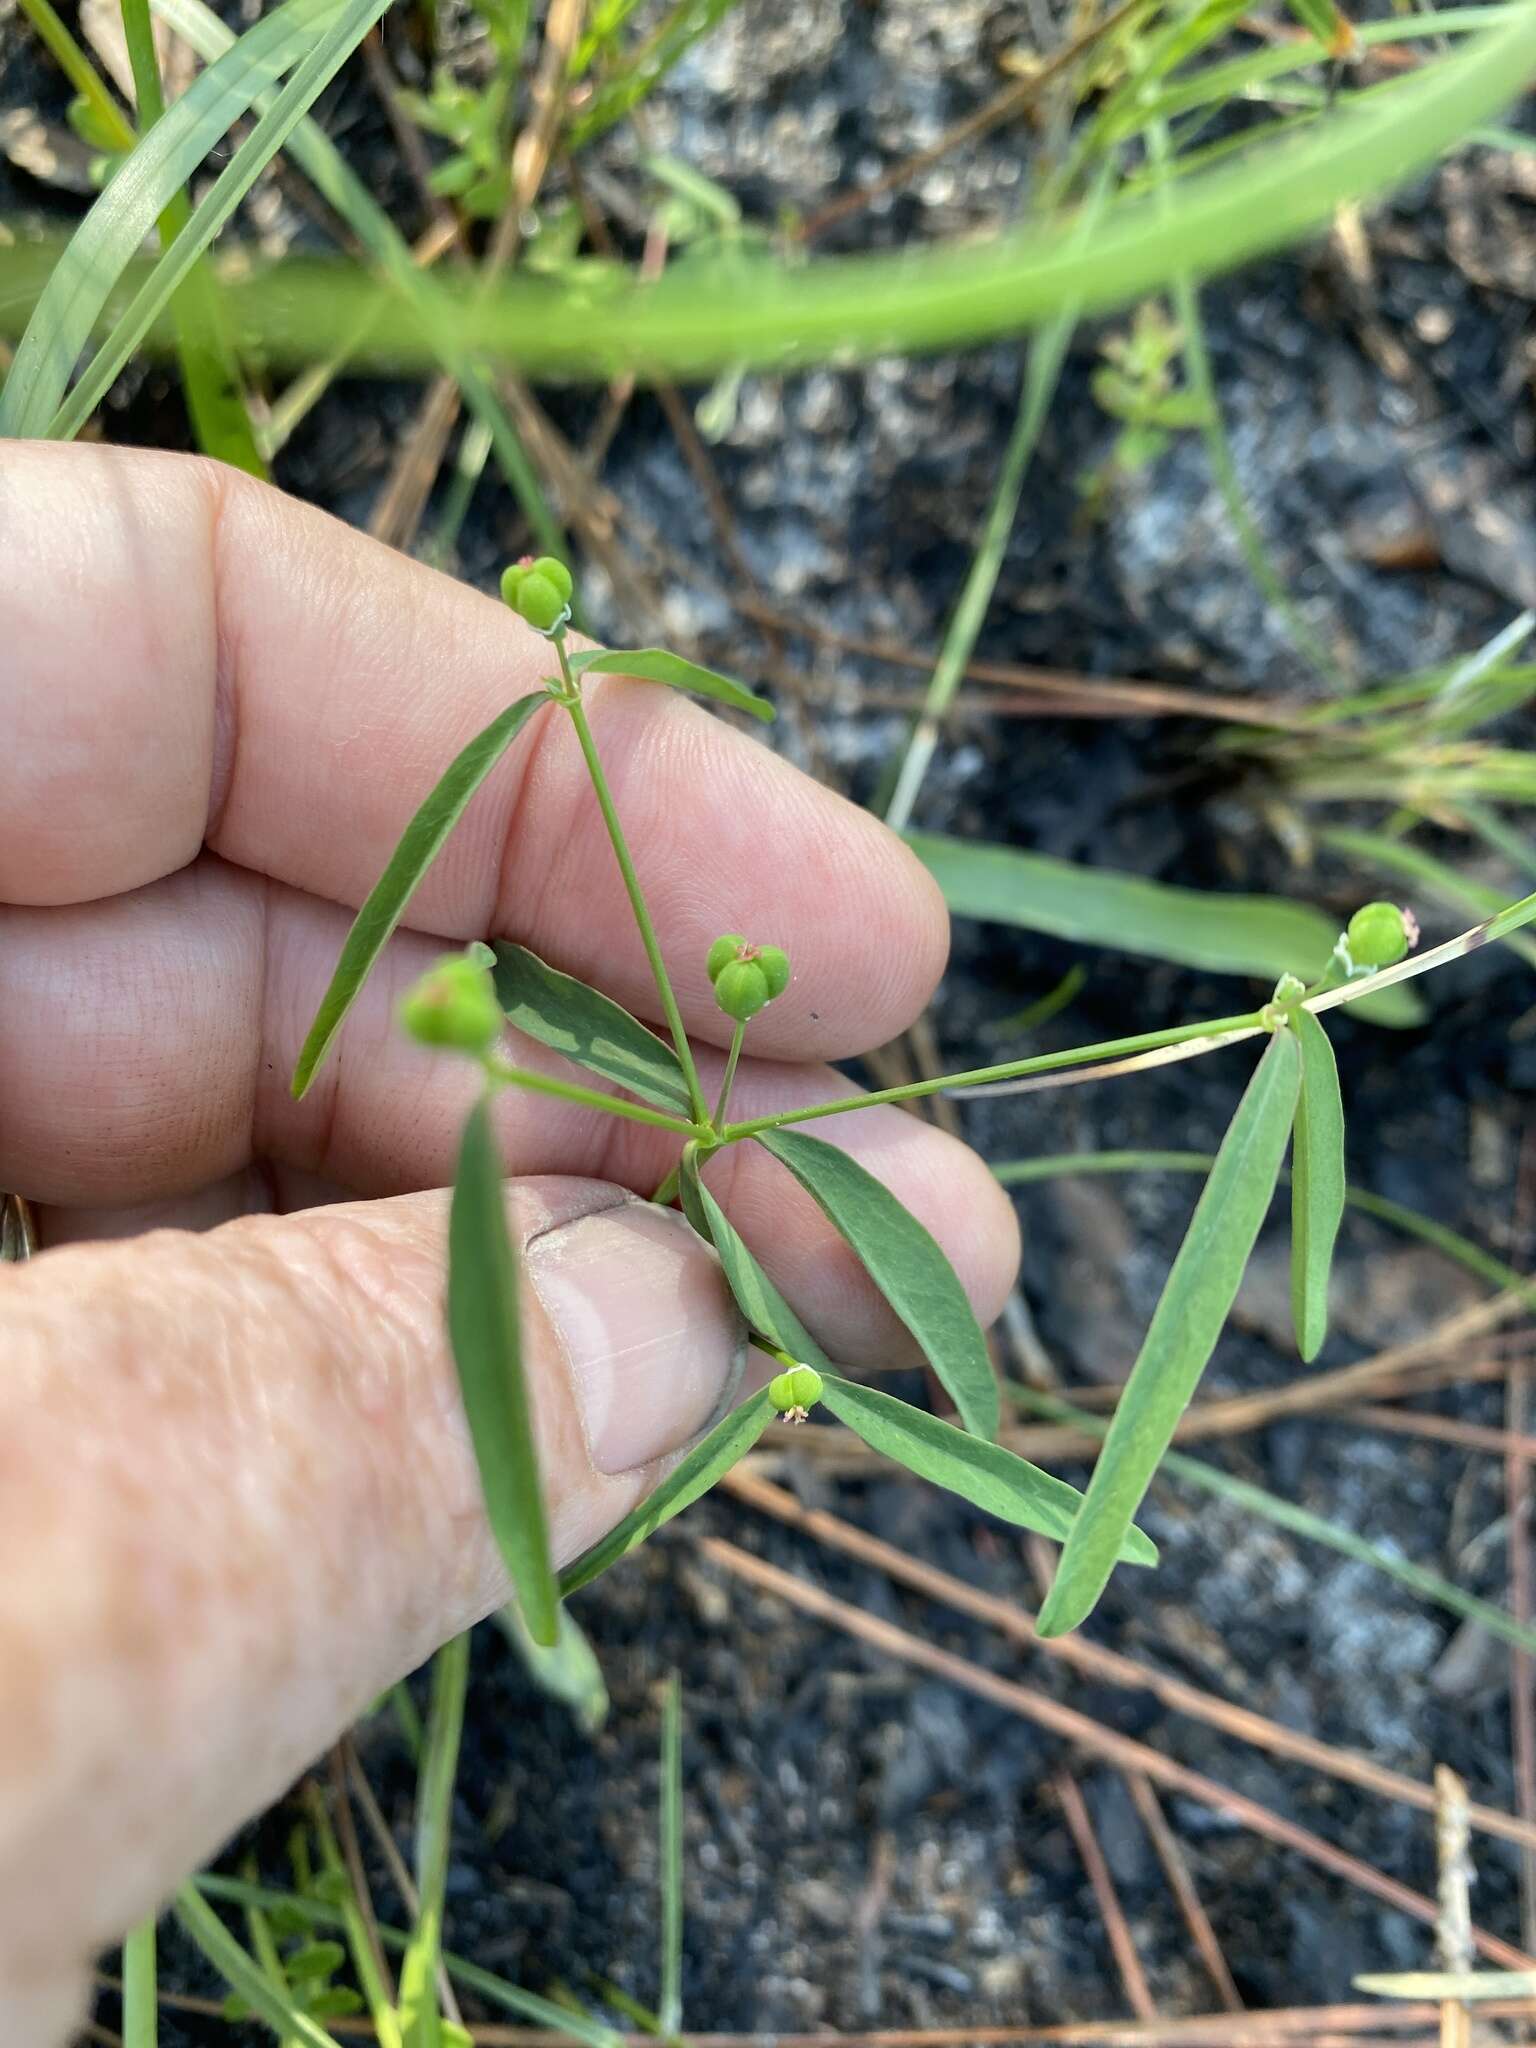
499, 560, 529, 607
513, 572, 569, 634
768, 1364, 823, 1414
707, 933, 748, 983
1345, 901, 1417, 970
399, 954, 503, 1056
755, 944, 790, 998
530, 555, 574, 603
713, 958, 770, 1021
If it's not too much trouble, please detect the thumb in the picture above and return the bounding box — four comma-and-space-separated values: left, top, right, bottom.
0, 1176, 745, 2036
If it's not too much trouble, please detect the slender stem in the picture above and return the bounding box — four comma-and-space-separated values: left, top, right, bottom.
486, 1058, 702, 1136
711, 1021, 746, 1130
119, 0, 166, 125
123, 1917, 157, 2048
721, 1010, 1263, 1141
557, 646, 711, 1126
650, 1163, 682, 1206
15, 0, 134, 148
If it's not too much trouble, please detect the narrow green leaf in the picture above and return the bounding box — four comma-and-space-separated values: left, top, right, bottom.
496, 1599, 609, 1735
292, 694, 546, 1097
1036, 1030, 1302, 1638
907, 833, 1424, 1028
679, 1155, 829, 1365
1290, 1007, 1345, 1363
491, 942, 689, 1114
658, 1671, 684, 2039
0, 0, 336, 437
570, 648, 774, 723
123, 1916, 158, 2048
447, 1100, 559, 1647
400, 1632, 469, 2048
756, 1127, 999, 1440
821, 1375, 1157, 1564
559, 1389, 774, 1597
174, 1885, 343, 2048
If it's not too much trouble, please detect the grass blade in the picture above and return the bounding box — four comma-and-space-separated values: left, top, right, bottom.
291, 693, 547, 1097
908, 833, 1423, 1026
679, 1154, 829, 1365
123, 1916, 157, 2048
491, 942, 690, 1114
174, 1884, 342, 2048
448, 1100, 559, 1647
821, 1374, 1157, 1563
570, 649, 774, 723
559, 1389, 774, 1597
658, 1671, 684, 2039
757, 1127, 999, 1440
398, 1633, 469, 2048
1290, 1007, 1345, 1363
0, 0, 335, 437
1036, 1029, 1301, 1638
48, 0, 394, 441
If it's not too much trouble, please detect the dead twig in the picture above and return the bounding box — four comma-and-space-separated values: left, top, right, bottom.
1123, 1773, 1245, 2016
1054, 1767, 1159, 2021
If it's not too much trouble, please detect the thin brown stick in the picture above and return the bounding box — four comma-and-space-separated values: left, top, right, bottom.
1055, 1768, 1159, 2020
702, 1535, 1536, 1970
1335, 1404, 1536, 1461
1433, 1767, 1473, 2048
329, 1740, 396, 2003
1509, 1126, 1536, 1979
1123, 1773, 1245, 2015
719, 1469, 1536, 1856
344, 1740, 462, 2025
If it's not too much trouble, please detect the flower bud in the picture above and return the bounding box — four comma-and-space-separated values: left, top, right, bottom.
707, 934, 748, 983
1345, 901, 1418, 971
768, 1364, 823, 1416
713, 958, 770, 1021
399, 953, 503, 1056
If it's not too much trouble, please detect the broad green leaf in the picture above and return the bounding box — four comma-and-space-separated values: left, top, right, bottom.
1036, 1029, 1302, 1638
447, 1102, 559, 1647
49, 0, 394, 442
757, 1127, 999, 1440
820, 1375, 1157, 1564
1290, 1008, 1345, 1363
292, 694, 546, 1097
907, 833, 1424, 1028
496, 1600, 609, 1735
174, 1885, 342, 2048
0, 0, 338, 437
560, 1389, 774, 1597
491, 942, 689, 1114
569, 649, 773, 723
679, 1155, 830, 1365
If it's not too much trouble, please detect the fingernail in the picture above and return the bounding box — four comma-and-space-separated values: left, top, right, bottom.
524, 1201, 747, 1475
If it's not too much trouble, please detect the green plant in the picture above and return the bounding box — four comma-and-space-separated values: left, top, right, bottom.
1079, 299, 1207, 512
285, 553, 1536, 1711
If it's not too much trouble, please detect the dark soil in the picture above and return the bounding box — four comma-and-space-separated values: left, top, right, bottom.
8, 0, 1536, 2034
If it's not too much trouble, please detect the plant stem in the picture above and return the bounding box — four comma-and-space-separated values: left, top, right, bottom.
721, 1011, 1263, 1140
486, 1058, 702, 1135
16, 0, 134, 146
556, 647, 711, 1127
123, 1916, 158, 2048
649, 1163, 682, 1206
711, 1021, 746, 1130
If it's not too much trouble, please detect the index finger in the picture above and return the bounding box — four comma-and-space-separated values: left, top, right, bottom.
0, 442, 947, 1059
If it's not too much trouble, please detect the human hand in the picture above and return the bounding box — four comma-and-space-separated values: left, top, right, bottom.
0, 443, 1019, 2039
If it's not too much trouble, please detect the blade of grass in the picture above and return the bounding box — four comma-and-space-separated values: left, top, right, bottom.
174, 1884, 343, 2048
119, 0, 266, 473
1290, 1007, 1345, 1364
122, 1917, 157, 2048
1037, 1029, 1302, 1637
48, 0, 396, 443
398, 1633, 469, 2048
448, 1098, 559, 1647
304, 1784, 402, 2048
292, 693, 547, 1097
658, 1671, 683, 2039
757, 1127, 1000, 1440
14, 0, 134, 147
559, 1389, 775, 1597
0, 0, 336, 437
820, 1374, 1157, 1562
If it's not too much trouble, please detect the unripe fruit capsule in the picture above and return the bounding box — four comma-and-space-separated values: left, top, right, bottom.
707, 934, 748, 983
714, 958, 770, 1021
513, 572, 569, 634
530, 556, 573, 603
755, 944, 790, 999
769, 1364, 823, 1414
1345, 901, 1417, 970
399, 955, 503, 1056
